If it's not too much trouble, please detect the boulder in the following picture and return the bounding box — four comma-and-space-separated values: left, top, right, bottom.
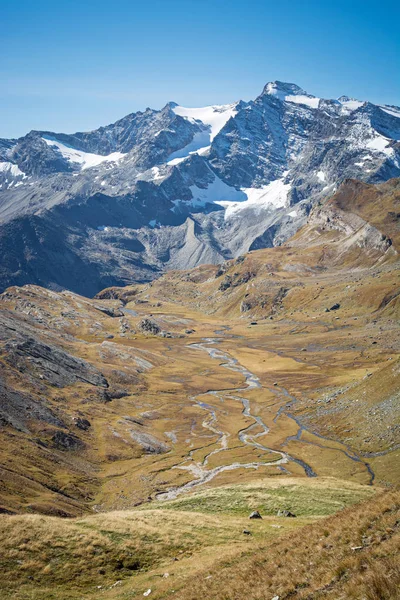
277, 509, 296, 518
52, 430, 84, 451
249, 510, 262, 519
139, 318, 161, 335
74, 417, 91, 431
329, 303, 340, 311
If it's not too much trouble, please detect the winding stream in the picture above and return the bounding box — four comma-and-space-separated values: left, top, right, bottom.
157, 333, 375, 501
157, 338, 316, 501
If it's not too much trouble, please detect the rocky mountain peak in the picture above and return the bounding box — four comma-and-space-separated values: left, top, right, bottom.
0, 80, 399, 295
338, 95, 361, 103
262, 80, 310, 99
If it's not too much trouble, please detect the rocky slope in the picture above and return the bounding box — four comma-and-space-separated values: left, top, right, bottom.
1, 82, 399, 294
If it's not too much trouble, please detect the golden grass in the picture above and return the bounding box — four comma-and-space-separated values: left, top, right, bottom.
0, 478, 377, 600
166, 488, 400, 600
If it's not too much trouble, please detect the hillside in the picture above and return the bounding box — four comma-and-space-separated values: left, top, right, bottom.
0, 177, 398, 598
0, 483, 398, 599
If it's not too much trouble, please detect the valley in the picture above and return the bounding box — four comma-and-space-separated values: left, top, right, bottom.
0, 178, 399, 598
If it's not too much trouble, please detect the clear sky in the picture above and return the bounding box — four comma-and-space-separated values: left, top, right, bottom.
1, 0, 399, 138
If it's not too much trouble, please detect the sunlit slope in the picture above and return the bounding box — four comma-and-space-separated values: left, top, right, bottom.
0, 478, 378, 600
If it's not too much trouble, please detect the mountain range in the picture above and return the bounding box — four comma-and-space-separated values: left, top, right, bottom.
1, 81, 400, 295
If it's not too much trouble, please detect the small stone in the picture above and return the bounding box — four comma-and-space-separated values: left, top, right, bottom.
243, 529, 252, 535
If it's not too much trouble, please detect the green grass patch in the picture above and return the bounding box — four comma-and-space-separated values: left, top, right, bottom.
149, 482, 375, 517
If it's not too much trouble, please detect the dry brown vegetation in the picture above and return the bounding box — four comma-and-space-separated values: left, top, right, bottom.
168, 488, 400, 600
0, 482, 397, 600
0, 178, 399, 598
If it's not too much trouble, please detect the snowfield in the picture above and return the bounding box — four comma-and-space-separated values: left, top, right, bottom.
42, 137, 126, 170
172, 103, 238, 141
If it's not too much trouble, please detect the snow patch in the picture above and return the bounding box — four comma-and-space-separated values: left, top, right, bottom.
172, 174, 246, 213
339, 99, 365, 113
172, 168, 291, 220
149, 166, 164, 181
42, 137, 125, 170
354, 155, 373, 166
167, 130, 211, 163
379, 105, 400, 119
265, 83, 319, 108
366, 135, 393, 156
167, 156, 188, 166
285, 95, 320, 109
216, 178, 291, 220
316, 171, 326, 182
0, 161, 27, 178
172, 103, 238, 141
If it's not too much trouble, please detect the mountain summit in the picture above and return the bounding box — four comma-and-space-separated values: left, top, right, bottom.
0, 82, 399, 295
263, 80, 310, 97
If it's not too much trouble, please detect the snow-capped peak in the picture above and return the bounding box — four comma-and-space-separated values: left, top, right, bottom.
337, 96, 365, 113
263, 81, 320, 109
263, 81, 308, 98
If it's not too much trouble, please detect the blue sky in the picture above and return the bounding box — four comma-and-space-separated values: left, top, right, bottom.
1, 0, 399, 138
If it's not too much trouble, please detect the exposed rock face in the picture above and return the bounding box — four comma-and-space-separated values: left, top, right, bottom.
73, 417, 91, 431
5, 335, 108, 389
0, 377, 64, 433
130, 430, 169, 454
52, 430, 85, 451
0, 82, 399, 294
